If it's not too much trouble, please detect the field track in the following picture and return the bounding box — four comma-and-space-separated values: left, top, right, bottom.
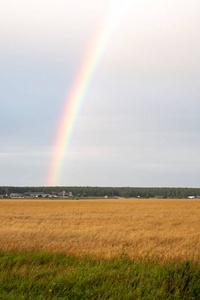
1, 198, 200, 262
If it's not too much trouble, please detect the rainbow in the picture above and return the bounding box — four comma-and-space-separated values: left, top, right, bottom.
47, 1, 131, 186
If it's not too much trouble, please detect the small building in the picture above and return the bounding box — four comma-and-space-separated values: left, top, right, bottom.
10, 193, 23, 198
26, 192, 45, 198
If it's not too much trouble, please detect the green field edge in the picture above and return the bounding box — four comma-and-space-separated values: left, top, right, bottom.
1, 250, 200, 299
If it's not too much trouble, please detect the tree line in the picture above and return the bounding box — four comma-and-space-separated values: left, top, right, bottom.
0, 186, 200, 198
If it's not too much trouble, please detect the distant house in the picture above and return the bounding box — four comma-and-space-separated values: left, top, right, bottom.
10, 193, 23, 198
25, 192, 45, 198
48, 194, 58, 198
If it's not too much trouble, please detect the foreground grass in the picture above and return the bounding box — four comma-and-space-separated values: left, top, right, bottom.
0, 251, 200, 299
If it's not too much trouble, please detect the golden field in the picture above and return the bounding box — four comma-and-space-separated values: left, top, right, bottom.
0, 199, 200, 262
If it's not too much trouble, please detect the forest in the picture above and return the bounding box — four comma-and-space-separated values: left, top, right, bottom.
0, 186, 200, 198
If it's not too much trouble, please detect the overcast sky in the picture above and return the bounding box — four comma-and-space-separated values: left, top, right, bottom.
1, 0, 200, 187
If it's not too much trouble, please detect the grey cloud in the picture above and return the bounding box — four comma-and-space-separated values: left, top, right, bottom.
1, 0, 200, 186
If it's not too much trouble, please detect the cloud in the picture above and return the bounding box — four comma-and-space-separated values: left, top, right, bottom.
1, 0, 200, 186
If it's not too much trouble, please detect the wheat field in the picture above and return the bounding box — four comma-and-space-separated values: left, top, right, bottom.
1, 199, 200, 262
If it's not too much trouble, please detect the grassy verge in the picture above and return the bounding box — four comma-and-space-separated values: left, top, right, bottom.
0, 251, 200, 299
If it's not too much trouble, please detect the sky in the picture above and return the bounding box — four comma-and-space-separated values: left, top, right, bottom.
1, 0, 200, 187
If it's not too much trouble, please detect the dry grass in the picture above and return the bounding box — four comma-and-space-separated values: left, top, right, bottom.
0, 199, 200, 262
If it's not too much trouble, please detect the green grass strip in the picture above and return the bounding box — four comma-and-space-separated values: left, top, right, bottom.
0, 251, 200, 299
